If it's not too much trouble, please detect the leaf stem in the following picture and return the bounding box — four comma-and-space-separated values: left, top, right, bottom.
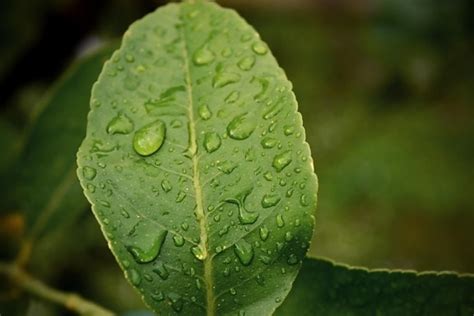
0, 261, 115, 316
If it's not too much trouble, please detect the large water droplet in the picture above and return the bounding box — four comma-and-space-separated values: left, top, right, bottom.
133, 120, 166, 156
193, 45, 215, 65
225, 188, 259, 225
261, 194, 281, 208
107, 113, 134, 135
126, 227, 167, 263
234, 239, 254, 266
203, 132, 221, 153
237, 55, 256, 71
153, 262, 170, 280
259, 226, 269, 241
82, 166, 97, 180
227, 113, 256, 140
272, 150, 292, 172
198, 104, 212, 120
213, 71, 241, 88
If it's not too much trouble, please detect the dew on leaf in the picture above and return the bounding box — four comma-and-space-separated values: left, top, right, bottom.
227, 113, 256, 140
106, 113, 134, 135
252, 41, 268, 55
173, 234, 185, 247
133, 119, 166, 156
168, 293, 183, 313
276, 214, 285, 228
127, 268, 141, 286
153, 262, 170, 280
176, 191, 186, 203
82, 166, 97, 180
126, 228, 167, 263
261, 193, 281, 208
161, 179, 172, 192
213, 71, 241, 88
234, 239, 254, 266
225, 188, 259, 225
225, 90, 240, 103
261, 137, 277, 149
287, 254, 299, 265
272, 150, 292, 172
151, 291, 165, 302
193, 45, 215, 65
203, 132, 221, 153
237, 55, 256, 71
198, 104, 212, 120
259, 226, 269, 241
191, 245, 207, 261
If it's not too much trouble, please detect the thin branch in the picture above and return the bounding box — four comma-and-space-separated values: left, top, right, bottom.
0, 261, 115, 316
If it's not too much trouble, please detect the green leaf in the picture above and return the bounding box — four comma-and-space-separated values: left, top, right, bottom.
277, 257, 474, 315
77, 2, 317, 315
0, 46, 116, 246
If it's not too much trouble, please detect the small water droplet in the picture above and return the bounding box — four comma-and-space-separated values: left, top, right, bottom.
300, 194, 309, 206
153, 262, 169, 280
276, 214, 285, 228
234, 239, 254, 266
151, 291, 165, 302
225, 91, 240, 103
127, 268, 141, 286
191, 245, 207, 261
168, 293, 183, 312
287, 254, 299, 265
86, 183, 96, 192
261, 137, 277, 149
225, 188, 259, 225
82, 166, 97, 180
237, 55, 256, 71
107, 113, 134, 135
173, 234, 185, 247
198, 104, 212, 120
203, 132, 221, 153
161, 179, 172, 192
261, 194, 281, 208
213, 71, 241, 88
176, 191, 186, 203
252, 41, 268, 55
227, 113, 256, 140
283, 125, 295, 136
193, 45, 215, 65
125, 54, 135, 63
285, 231, 293, 241
230, 288, 237, 295
259, 226, 269, 241
133, 119, 166, 156
272, 150, 292, 172
126, 229, 167, 263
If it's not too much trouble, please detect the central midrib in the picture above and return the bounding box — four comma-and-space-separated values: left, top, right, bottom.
179, 10, 215, 316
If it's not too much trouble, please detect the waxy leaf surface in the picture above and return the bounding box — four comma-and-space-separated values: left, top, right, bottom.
277, 257, 474, 315
77, 2, 317, 315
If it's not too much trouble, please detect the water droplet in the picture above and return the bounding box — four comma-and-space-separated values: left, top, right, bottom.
125, 54, 135, 63
86, 183, 96, 192
203, 132, 221, 153
168, 293, 183, 312
283, 125, 295, 136
230, 288, 237, 295
124, 75, 141, 91
153, 262, 169, 280
217, 160, 237, 174
176, 191, 186, 203
193, 45, 215, 65
126, 228, 167, 263
191, 245, 207, 261
151, 291, 165, 302
237, 55, 256, 71
173, 234, 185, 247
272, 150, 292, 172
144, 86, 185, 112
133, 120, 166, 156
300, 194, 309, 206
213, 71, 241, 88
276, 214, 285, 228
287, 254, 299, 265
225, 91, 240, 103
285, 231, 293, 241
261, 194, 281, 208
227, 113, 256, 140
198, 104, 212, 120
234, 239, 254, 266
82, 166, 97, 180
161, 179, 172, 192
181, 222, 189, 231
127, 268, 141, 286
261, 137, 277, 149
225, 188, 259, 225
259, 226, 269, 241
107, 113, 134, 135
252, 41, 268, 55
263, 171, 272, 181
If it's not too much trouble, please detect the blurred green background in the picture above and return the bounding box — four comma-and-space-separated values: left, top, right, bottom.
1, 0, 473, 314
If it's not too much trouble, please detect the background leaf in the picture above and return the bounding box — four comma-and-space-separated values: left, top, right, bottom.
276, 257, 474, 315
77, 2, 317, 315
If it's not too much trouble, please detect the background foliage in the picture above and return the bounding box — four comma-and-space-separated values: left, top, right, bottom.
1, 0, 473, 314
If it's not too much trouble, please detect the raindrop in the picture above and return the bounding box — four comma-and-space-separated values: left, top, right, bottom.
107, 113, 134, 135
168, 293, 183, 312
225, 91, 240, 103
198, 104, 212, 120
203, 132, 221, 153
82, 166, 97, 180
300, 194, 309, 206
225, 188, 259, 225
287, 254, 299, 265
173, 234, 185, 247
237, 55, 256, 71
127, 268, 141, 286
283, 125, 295, 136
234, 239, 254, 266
193, 45, 215, 65
133, 119, 166, 156
153, 262, 170, 280
217, 160, 237, 174
86, 184, 96, 193
272, 150, 292, 172
151, 291, 165, 302
126, 228, 168, 263
161, 179, 172, 192
285, 231, 293, 241
227, 113, 256, 140
176, 191, 186, 203
276, 214, 285, 228
261, 137, 277, 149
191, 245, 207, 261
252, 41, 268, 55
261, 194, 281, 208
213, 71, 241, 88
259, 226, 269, 241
